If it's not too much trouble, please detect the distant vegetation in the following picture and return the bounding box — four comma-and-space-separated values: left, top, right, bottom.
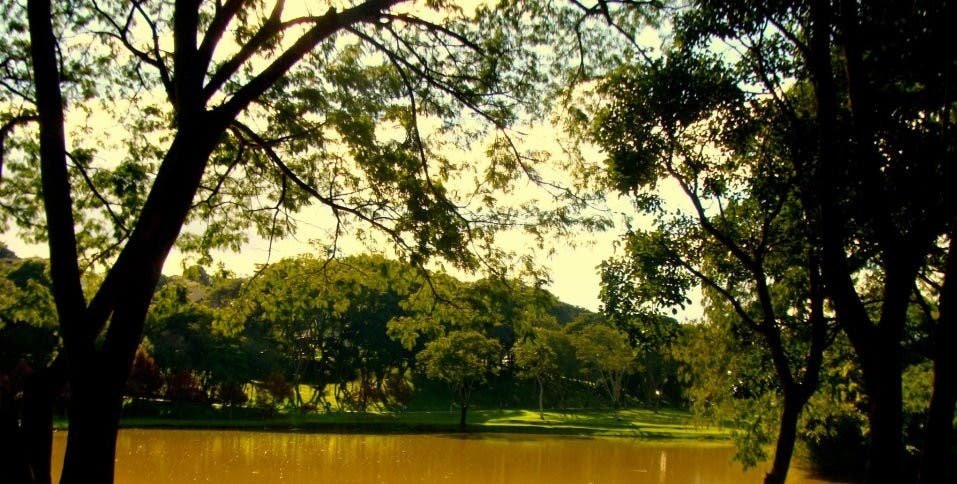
0, 250, 682, 425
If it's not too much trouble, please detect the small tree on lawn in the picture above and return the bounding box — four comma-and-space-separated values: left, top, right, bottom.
570, 324, 636, 409
513, 328, 575, 419
417, 330, 501, 428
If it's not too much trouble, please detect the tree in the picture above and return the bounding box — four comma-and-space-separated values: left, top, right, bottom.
672, 317, 786, 469
0, 1, 566, 481
580, 43, 832, 482
664, 2, 956, 481
567, 321, 635, 409
227, 254, 419, 411
513, 327, 576, 419
599, 263, 682, 408
0, 256, 58, 483
564, 0, 955, 480
145, 276, 254, 404
416, 329, 502, 428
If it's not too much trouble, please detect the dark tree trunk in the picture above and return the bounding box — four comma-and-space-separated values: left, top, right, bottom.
538, 378, 544, 420
459, 403, 468, 428
22, 369, 57, 484
764, 393, 804, 484
59, 377, 123, 484
862, 341, 904, 484
919, 346, 956, 484
919, 224, 957, 484
1, 388, 32, 483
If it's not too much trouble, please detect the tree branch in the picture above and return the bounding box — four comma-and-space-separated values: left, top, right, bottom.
27, 0, 89, 349
196, 0, 251, 76
201, 0, 286, 102
212, 0, 404, 119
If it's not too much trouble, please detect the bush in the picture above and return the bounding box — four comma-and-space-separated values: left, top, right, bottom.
215, 381, 248, 406
802, 413, 868, 480
257, 372, 293, 407
165, 370, 207, 403
127, 347, 164, 398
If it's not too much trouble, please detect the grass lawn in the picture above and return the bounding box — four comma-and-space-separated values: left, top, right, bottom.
94, 407, 730, 441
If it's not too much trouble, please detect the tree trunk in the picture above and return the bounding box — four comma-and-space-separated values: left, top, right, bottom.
459, 403, 468, 428
59, 377, 124, 484
1, 384, 32, 483
22, 369, 56, 484
764, 392, 805, 484
919, 223, 957, 484
863, 345, 904, 484
538, 378, 544, 420
919, 350, 956, 484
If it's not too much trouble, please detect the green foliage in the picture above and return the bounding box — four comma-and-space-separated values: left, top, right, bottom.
0, 257, 58, 370
567, 321, 636, 408
514, 328, 576, 383
673, 320, 781, 467
416, 329, 502, 408
225, 254, 421, 409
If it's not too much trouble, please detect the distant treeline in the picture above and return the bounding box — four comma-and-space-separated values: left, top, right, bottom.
0, 250, 681, 423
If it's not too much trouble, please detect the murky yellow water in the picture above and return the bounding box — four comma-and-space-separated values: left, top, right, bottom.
50, 430, 834, 483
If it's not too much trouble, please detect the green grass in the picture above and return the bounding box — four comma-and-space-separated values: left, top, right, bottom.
62, 407, 730, 441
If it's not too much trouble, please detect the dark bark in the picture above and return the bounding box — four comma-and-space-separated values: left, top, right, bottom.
26, 0, 87, 345
538, 378, 544, 420
459, 403, 468, 428
22, 369, 57, 484
56, 123, 224, 483
59, 376, 122, 484
1, 378, 32, 484
26, 1, 87, 482
764, 392, 805, 484
807, 1, 908, 480
861, 344, 904, 484
918, 223, 957, 484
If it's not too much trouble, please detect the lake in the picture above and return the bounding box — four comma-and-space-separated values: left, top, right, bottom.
51, 430, 836, 483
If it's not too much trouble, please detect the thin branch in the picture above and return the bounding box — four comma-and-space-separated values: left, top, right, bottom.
194, 141, 245, 209
673, 252, 761, 331
202, 0, 286, 102
66, 151, 130, 237
382, 13, 483, 51
229, 120, 413, 254
90, 0, 173, 100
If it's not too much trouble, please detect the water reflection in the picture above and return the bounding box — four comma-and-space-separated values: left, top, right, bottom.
50, 430, 833, 483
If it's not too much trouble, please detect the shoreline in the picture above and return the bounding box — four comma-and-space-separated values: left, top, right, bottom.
53, 407, 733, 441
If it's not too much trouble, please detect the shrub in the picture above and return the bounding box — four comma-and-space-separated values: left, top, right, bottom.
127, 347, 164, 398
